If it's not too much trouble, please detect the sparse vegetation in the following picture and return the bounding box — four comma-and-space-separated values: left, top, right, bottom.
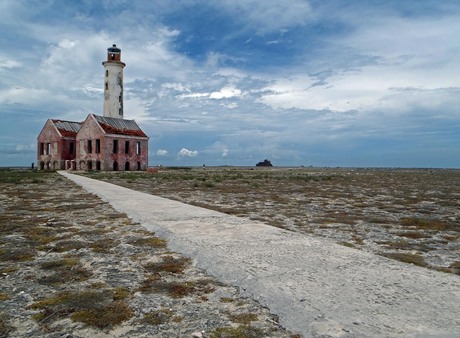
229, 312, 259, 324
210, 325, 265, 338
30, 289, 134, 329
83, 167, 459, 273
1, 169, 293, 336
141, 309, 175, 325
0, 293, 10, 301
0, 312, 13, 337
379, 252, 427, 267
143, 255, 191, 274
128, 236, 167, 248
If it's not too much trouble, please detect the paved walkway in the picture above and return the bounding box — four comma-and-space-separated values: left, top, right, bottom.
60, 172, 460, 337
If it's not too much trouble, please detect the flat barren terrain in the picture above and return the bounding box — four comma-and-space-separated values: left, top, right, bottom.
86, 167, 460, 275
0, 170, 295, 337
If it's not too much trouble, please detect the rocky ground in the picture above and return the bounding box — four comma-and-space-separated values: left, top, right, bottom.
0, 170, 297, 337
86, 167, 460, 275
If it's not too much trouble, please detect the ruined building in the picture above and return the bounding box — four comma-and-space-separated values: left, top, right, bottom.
37, 44, 149, 171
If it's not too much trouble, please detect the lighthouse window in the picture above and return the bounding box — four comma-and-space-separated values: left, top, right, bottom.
105, 70, 108, 77
105, 82, 108, 90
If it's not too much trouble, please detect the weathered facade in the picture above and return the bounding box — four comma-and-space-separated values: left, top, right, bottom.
37, 119, 81, 170
37, 44, 149, 171
75, 114, 148, 171
103, 44, 125, 119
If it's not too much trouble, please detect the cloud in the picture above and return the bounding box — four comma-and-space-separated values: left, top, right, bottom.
178, 148, 198, 157
1, 1, 460, 168
218, 0, 312, 33
210, 86, 242, 99
156, 149, 168, 156
0, 59, 21, 70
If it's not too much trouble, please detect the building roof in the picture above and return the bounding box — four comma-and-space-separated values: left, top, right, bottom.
93, 114, 148, 138
52, 119, 82, 137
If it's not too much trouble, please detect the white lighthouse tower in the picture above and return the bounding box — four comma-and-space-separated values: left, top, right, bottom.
102, 44, 126, 118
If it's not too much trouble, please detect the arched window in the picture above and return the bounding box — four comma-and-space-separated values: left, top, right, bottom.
87, 161, 92, 171
125, 162, 130, 171
137, 162, 141, 171
96, 161, 101, 171
113, 161, 119, 171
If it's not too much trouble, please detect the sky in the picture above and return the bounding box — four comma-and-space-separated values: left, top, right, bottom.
1, 0, 459, 168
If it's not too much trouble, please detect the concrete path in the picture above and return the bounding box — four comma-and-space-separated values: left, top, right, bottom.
60, 172, 460, 337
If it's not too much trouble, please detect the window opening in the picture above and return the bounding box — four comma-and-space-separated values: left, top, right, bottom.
136, 142, 141, 154
125, 162, 130, 171
88, 140, 92, 153
46, 143, 51, 155
95, 139, 101, 153
96, 161, 101, 171
40, 143, 44, 155
69, 142, 74, 155
113, 140, 118, 153
113, 161, 118, 171
125, 141, 129, 154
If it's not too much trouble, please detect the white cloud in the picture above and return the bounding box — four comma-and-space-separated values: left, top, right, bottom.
0, 59, 21, 70
15, 144, 34, 151
210, 86, 242, 99
218, 0, 312, 33
178, 148, 198, 157
156, 149, 168, 156
222, 148, 229, 157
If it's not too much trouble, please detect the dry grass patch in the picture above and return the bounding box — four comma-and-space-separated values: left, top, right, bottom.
141, 309, 175, 325
396, 232, 432, 239
147, 280, 196, 298
38, 258, 91, 285
143, 255, 191, 274
379, 252, 427, 267
30, 289, 133, 329
400, 217, 457, 232
89, 238, 119, 253
0, 312, 13, 337
220, 297, 234, 303
228, 313, 259, 324
128, 236, 167, 248
0, 248, 35, 262
210, 325, 265, 338
46, 240, 86, 253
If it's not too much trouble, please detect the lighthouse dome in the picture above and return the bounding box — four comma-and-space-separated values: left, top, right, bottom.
108, 44, 121, 53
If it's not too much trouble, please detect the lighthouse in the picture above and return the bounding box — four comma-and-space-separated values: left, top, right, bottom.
102, 44, 126, 118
